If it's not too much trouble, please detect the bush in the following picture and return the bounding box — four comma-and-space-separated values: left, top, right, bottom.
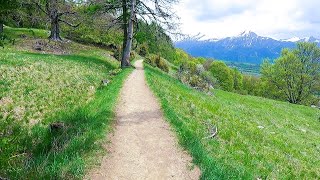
145, 54, 169, 73
113, 47, 122, 61
158, 58, 169, 72
0, 33, 15, 47
138, 43, 149, 57
130, 51, 136, 61
145, 54, 156, 66
177, 63, 216, 92
232, 68, 244, 92
209, 61, 234, 91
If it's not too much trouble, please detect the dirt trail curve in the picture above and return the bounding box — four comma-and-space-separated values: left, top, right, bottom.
87, 60, 200, 180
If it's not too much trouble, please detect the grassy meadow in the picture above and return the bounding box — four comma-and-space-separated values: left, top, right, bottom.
145, 64, 320, 179
0, 27, 132, 179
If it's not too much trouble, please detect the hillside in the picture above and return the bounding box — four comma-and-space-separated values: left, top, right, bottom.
175, 31, 320, 64
145, 64, 320, 179
0, 27, 133, 179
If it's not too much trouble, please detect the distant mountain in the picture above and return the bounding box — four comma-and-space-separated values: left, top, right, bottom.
175, 31, 320, 64
281, 36, 320, 43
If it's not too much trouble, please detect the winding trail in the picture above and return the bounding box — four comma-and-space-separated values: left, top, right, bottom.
88, 60, 200, 180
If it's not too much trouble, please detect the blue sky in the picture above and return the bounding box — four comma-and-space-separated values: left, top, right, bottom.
173, 0, 320, 39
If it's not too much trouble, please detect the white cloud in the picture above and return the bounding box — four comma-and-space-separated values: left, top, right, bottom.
174, 0, 320, 39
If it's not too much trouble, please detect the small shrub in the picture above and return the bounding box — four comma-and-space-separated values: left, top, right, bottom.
209, 61, 234, 91
196, 64, 205, 75
145, 54, 169, 73
145, 54, 157, 66
113, 47, 122, 61
138, 43, 149, 56
130, 51, 136, 61
200, 71, 218, 87
158, 58, 169, 72
177, 63, 216, 92
0, 33, 15, 47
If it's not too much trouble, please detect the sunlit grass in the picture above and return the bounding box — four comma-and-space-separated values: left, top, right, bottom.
145, 64, 320, 179
3, 25, 49, 39
0, 50, 117, 125
0, 26, 131, 179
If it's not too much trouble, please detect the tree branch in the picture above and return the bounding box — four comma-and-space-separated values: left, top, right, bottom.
58, 19, 80, 28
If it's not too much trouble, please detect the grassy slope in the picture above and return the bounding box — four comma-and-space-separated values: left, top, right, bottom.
0, 27, 132, 179
145, 64, 320, 179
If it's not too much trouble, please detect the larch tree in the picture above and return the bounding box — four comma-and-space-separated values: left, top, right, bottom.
105, 0, 179, 68
32, 0, 79, 41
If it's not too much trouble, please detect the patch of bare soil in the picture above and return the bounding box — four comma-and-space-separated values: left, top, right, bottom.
17, 38, 72, 55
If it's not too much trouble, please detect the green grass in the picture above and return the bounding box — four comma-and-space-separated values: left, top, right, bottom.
0, 50, 118, 124
2, 25, 49, 41
0, 27, 132, 179
1, 67, 132, 179
145, 64, 320, 179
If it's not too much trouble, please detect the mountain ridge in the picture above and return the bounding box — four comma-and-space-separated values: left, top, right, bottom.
175, 31, 320, 64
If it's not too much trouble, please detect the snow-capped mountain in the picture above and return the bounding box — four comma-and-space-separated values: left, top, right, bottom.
175, 31, 320, 64
281, 36, 320, 43
281, 37, 301, 42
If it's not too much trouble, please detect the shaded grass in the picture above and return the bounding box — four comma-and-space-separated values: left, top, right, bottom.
145, 64, 320, 179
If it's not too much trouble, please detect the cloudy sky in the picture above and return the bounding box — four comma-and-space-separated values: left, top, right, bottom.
173, 0, 320, 40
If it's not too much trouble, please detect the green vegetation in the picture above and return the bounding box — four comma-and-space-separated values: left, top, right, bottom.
145, 54, 169, 72
145, 64, 320, 179
165, 43, 320, 106
261, 42, 320, 104
209, 61, 234, 91
3, 26, 49, 39
0, 27, 133, 179
2, 0, 320, 179
225, 61, 261, 76
135, 22, 176, 61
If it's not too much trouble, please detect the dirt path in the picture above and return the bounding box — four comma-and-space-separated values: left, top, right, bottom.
88, 60, 200, 180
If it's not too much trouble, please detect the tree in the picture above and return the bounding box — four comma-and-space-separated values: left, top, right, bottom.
33, 0, 79, 41
105, 0, 178, 68
232, 68, 243, 91
0, 0, 19, 33
261, 42, 320, 104
209, 61, 234, 91
121, 0, 136, 67
242, 75, 261, 95
135, 21, 175, 60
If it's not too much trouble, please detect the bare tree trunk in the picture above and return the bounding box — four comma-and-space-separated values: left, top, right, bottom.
121, 0, 128, 59
49, 16, 61, 41
48, 0, 61, 41
0, 23, 3, 34
121, 0, 136, 68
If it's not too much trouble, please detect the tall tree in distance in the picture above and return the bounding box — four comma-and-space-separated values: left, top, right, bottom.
33, 0, 79, 41
105, 0, 179, 68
